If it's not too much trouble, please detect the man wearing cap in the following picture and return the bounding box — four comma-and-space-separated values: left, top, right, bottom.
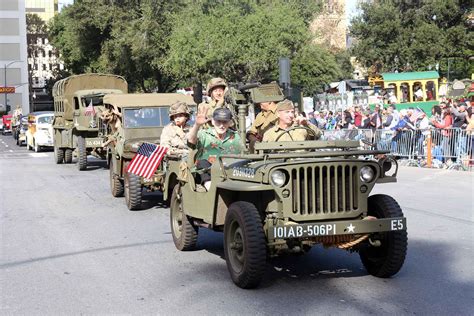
187, 107, 242, 165
160, 101, 192, 157
247, 100, 280, 152
262, 99, 322, 142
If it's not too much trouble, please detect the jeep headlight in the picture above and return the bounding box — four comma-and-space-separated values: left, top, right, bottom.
271, 170, 287, 187
360, 166, 375, 182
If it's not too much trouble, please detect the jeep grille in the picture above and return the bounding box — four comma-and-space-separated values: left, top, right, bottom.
290, 165, 359, 216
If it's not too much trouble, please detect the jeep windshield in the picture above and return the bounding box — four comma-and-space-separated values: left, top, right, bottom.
123, 107, 170, 128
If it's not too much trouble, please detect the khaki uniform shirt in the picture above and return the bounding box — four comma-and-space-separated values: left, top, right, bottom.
262, 122, 322, 142
248, 108, 278, 140
197, 99, 238, 129
160, 122, 190, 156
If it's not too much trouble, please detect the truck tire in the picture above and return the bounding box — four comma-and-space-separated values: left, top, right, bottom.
109, 158, 124, 197
77, 135, 87, 170
359, 194, 407, 278
124, 172, 142, 210
170, 184, 198, 251
224, 201, 267, 289
64, 148, 73, 164
54, 145, 64, 164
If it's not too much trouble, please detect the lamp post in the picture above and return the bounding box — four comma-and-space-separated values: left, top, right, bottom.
4, 60, 23, 112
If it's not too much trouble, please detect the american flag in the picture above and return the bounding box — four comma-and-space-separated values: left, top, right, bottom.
127, 143, 168, 179
84, 100, 96, 116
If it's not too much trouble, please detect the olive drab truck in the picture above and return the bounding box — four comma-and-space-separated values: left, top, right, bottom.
163, 82, 408, 289
52, 73, 128, 170
103, 93, 195, 210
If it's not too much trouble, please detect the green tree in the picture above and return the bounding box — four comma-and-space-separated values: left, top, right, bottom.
165, 1, 332, 89
350, 0, 473, 78
49, 0, 183, 92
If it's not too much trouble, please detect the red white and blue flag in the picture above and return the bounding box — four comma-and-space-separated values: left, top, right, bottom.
127, 143, 168, 179
84, 100, 96, 116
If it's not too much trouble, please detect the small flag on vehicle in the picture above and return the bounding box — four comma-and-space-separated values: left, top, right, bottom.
127, 143, 168, 179
84, 100, 96, 116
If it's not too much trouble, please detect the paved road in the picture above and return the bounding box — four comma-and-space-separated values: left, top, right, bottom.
1, 134, 473, 315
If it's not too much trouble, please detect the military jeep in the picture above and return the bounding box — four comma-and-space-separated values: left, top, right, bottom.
164, 84, 407, 289
103, 93, 195, 210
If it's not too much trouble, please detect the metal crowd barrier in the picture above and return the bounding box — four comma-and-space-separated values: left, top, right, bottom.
321, 128, 473, 171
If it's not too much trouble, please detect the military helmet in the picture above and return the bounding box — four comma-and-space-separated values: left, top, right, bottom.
206, 77, 228, 94
169, 101, 191, 118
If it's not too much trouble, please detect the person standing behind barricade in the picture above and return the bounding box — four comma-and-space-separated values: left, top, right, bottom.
383, 104, 400, 130
465, 106, 474, 165
431, 103, 453, 163
353, 105, 362, 128
370, 104, 383, 131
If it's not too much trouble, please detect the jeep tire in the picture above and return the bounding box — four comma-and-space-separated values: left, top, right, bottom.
359, 194, 407, 278
170, 184, 198, 251
224, 201, 267, 289
77, 135, 87, 170
124, 171, 142, 210
54, 145, 64, 164
109, 158, 124, 197
64, 148, 73, 164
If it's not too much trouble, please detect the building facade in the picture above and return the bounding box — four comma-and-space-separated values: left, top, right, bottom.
310, 0, 348, 52
0, 0, 30, 114
26, 0, 63, 111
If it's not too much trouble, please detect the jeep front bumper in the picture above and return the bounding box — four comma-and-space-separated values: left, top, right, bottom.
268, 217, 406, 239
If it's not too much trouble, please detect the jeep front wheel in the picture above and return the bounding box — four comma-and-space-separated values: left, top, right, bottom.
170, 184, 198, 251
109, 158, 124, 197
359, 194, 407, 278
124, 172, 142, 210
77, 135, 87, 170
224, 201, 267, 289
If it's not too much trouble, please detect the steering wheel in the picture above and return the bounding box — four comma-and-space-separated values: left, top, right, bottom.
275, 125, 317, 142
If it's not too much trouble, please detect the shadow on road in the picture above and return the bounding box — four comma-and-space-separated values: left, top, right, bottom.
186, 230, 473, 314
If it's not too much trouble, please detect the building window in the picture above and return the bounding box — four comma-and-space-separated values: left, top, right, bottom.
34, 64, 38, 70
34, 50, 38, 57
42, 50, 46, 57
42, 64, 46, 70
48, 50, 52, 58
49, 64, 53, 70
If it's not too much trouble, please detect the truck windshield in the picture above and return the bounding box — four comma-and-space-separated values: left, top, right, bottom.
82, 96, 104, 106
123, 107, 170, 128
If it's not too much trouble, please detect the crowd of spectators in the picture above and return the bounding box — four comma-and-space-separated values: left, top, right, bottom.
305, 98, 474, 134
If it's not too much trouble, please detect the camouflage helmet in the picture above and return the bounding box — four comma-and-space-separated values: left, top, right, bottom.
206, 77, 228, 94
169, 101, 191, 118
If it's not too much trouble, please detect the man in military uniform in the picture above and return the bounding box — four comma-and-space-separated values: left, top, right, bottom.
160, 101, 192, 157
198, 77, 237, 128
262, 99, 322, 142
247, 85, 284, 152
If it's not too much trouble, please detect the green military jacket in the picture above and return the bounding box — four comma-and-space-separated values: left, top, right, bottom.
192, 127, 242, 164
262, 122, 322, 142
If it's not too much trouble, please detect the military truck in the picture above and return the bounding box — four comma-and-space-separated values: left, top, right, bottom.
52, 73, 128, 170
164, 83, 407, 289
103, 93, 195, 210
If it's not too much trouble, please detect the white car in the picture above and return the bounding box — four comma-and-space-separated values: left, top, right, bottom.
26, 111, 54, 152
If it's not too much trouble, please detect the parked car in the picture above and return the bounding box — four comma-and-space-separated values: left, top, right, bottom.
2, 115, 12, 135
25, 111, 54, 152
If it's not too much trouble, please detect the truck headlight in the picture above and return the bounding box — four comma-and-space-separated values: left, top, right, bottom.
271, 170, 287, 187
360, 166, 375, 182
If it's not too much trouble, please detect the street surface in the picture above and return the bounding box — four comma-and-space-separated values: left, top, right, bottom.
1, 134, 473, 315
